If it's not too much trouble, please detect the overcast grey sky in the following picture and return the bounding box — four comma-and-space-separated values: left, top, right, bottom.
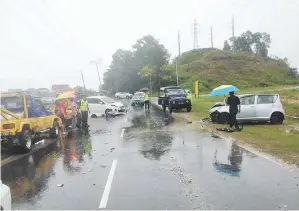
1, 0, 298, 91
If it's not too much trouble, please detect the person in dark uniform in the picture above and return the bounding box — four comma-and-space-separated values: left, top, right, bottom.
226, 91, 241, 130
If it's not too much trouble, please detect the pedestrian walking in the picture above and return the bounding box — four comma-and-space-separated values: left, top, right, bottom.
144, 92, 150, 111
226, 91, 241, 130
79, 95, 90, 129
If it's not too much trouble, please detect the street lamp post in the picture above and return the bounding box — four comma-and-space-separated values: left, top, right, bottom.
175, 57, 179, 86
90, 60, 102, 92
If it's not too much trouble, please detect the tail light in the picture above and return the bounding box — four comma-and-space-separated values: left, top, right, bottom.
3, 123, 15, 129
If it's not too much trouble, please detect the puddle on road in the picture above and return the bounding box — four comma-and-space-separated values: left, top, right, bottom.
91, 129, 111, 135
1, 130, 95, 206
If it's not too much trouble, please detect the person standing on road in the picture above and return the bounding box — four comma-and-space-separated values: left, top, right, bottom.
71, 98, 78, 129
144, 92, 150, 111
226, 91, 241, 130
186, 90, 192, 103
79, 95, 90, 128
59, 100, 68, 134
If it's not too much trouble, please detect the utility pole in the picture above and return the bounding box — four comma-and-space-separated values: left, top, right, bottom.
80, 69, 87, 95
192, 19, 199, 49
90, 60, 102, 92
210, 26, 214, 48
232, 15, 235, 38
178, 31, 181, 56
175, 31, 181, 86
175, 57, 179, 86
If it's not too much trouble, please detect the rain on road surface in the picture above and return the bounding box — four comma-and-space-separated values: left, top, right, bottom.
1, 100, 299, 210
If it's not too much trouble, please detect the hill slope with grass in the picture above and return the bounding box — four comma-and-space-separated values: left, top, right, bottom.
176, 48, 298, 91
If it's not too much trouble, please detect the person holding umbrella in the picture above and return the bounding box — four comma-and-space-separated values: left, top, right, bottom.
209, 85, 241, 130
144, 91, 150, 111
226, 91, 241, 130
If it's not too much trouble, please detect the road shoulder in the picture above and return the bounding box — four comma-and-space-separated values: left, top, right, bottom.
150, 98, 299, 169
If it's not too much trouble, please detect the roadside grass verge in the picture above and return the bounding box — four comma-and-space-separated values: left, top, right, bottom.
190, 90, 299, 165
196, 85, 298, 97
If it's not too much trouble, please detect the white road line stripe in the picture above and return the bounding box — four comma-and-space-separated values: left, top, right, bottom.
99, 159, 118, 209
124, 117, 127, 123
120, 128, 125, 139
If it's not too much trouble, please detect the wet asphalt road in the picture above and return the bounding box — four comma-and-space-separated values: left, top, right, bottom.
1, 100, 299, 210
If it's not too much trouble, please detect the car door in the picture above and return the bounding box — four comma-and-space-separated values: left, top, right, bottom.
237, 95, 257, 121
33, 98, 51, 130
119, 92, 124, 98
96, 99, 106, 114
256, 95, 277, 120
87, 98, 97, 115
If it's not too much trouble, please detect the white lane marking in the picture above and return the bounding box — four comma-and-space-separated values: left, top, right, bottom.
120, 128, 125, 139
99, 159, 118, 209
124, 117, 127, 123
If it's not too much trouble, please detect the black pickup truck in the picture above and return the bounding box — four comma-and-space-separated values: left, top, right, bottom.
158, 86, 192, 113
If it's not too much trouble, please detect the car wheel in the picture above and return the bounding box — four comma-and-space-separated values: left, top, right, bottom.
186, 106, 192, 112
105, 109, 112, 116
126, 96, 130, 99
117, 96, 121, 99
20, 129, 33, 152
270, 112, 284, 124
91, 114, 97, 118
210, 113, 217, 122
217, 113, 230, 124
50, 120, 60, 138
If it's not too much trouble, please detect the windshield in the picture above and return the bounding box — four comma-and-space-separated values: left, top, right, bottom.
1, 96, 24, 110
40, 91, 56, 98
166, 89, 186, 95
101, 97, 115, 104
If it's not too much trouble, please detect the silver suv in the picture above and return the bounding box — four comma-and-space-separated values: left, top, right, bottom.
209, 94, 286, 124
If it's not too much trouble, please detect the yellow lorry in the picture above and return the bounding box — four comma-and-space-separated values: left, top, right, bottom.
1, 92, 62, 152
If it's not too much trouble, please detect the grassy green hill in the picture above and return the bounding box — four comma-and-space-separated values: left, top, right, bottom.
176, 48, 299, 92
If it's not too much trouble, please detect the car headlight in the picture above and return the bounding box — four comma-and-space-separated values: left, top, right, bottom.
209, 107, 219, 114
186, 100, 189, 103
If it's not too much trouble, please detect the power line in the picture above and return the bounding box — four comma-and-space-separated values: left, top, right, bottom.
192, 19, 199, 49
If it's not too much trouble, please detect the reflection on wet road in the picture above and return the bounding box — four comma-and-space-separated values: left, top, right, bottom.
1, 100, 299, 210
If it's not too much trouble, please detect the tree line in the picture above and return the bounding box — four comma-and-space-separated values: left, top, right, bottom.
103, 31, 296, 94
102, 35, 178, 93
223, 30, 271, 58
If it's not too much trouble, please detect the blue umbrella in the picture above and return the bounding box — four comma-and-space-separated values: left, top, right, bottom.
209, 85, 239, 96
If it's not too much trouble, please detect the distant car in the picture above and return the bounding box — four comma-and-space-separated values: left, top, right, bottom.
158, 86, 192, 112
0, 180, 11, 210
131, 92, 145, 107
40, 91, 56, 108
115, 92, 132, 99
87, 96, 126, 117
209, 94, 286, 124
